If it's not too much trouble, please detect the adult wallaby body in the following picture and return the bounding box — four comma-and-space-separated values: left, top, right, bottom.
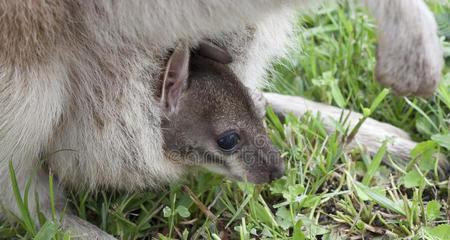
0, 1, 444, 239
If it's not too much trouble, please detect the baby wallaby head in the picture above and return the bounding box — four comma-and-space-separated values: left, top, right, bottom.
159, 43, 284, 184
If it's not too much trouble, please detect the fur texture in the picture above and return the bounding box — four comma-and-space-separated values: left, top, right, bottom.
362, 0, 444, 96
0, 0, 443, 238
161, 53, 284, 183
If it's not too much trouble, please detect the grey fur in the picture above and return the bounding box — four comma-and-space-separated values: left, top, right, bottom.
161, 48, 284, 183
0, 0, 444, 238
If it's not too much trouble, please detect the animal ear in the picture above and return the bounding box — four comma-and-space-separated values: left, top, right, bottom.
197, 40, 233, 64
161, 43, 190, 114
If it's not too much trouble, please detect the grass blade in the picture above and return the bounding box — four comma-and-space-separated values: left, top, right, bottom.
362, 141, 388, 185
34, 221, 58, 240
355, 182, 405, 216
8, 161, 36, 236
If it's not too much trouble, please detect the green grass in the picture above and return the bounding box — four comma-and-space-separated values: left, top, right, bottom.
1, 1, 450, 239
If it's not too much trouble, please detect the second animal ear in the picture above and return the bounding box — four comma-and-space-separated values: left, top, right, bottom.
197, 40, 233, 64
161, 42, 190, 114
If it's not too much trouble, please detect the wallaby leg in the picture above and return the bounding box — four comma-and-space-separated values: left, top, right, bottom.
0, 63, 115, 239
264, 93, 442, 166
361, 0, 443, 96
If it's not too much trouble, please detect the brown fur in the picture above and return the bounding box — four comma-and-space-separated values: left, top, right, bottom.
0, 0, 444, 238
161, 55, 284, 183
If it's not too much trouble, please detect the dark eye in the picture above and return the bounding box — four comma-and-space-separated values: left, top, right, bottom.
217, 131, 240, 152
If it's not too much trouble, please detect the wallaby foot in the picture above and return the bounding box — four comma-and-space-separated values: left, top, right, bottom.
363, 0, 444, 97
62, 215, 116, 240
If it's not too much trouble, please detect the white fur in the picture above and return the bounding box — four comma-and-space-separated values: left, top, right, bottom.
362, 0, 444, 96
0, 0, 443, 239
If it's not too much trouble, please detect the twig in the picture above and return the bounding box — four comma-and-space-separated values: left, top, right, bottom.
182, 185, 217, 222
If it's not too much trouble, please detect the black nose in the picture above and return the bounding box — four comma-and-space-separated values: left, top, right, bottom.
269, 165, 285, 181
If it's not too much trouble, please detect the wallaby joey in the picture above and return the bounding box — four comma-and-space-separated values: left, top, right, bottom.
158, 43, 284, 184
